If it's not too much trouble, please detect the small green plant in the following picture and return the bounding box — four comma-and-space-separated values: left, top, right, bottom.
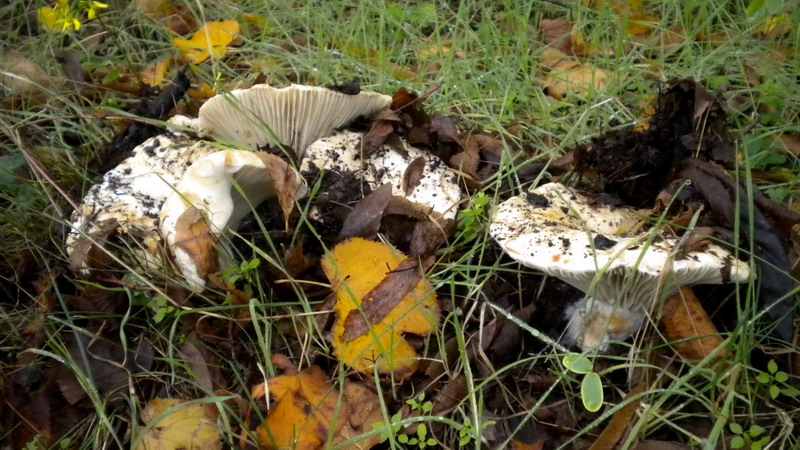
148, 294, 176, 324
457, 192, 490, 244
729, 423, 770, 450
373, 395, 438, 448
756, 359, 800, 400
222, 257, 261, 301
562, 353, 604, 412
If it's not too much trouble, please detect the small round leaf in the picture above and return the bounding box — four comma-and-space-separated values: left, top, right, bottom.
563, 354, 593, 374
581, 372, 604, 412
729, 423, 743, 434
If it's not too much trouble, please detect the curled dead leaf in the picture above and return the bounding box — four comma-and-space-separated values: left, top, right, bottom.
660, 287, 726, 360
137, 398, 221, 450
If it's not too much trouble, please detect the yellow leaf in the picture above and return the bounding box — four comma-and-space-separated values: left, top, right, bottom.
627, 13, 659, 37
322, 238, 439, 376
544, 61, 609, 100
187, 82, 216, 99
173, 20, 240, 64
140, 60, 171, 87
137, 398, 221, 450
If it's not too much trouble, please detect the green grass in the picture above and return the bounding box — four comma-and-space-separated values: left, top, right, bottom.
1, 0, 799, 448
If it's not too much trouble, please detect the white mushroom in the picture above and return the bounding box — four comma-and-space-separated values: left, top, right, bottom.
300, 130, 462, 220
489, 182, 751, 351
159, 150, 307, 289
67, 132, 220, 272
170, 84, 392, 158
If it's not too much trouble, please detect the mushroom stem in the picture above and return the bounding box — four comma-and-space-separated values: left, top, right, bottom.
565, 297, 647, 351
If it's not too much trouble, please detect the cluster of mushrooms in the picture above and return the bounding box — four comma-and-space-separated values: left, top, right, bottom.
68, 83, 752, 351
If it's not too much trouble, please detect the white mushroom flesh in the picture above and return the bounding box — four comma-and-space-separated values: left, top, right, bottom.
300, 130, 462, 220
160, 150, 308, 289
67, 132, 221, 268
490, 182, 751, 350
172, 84, 392, 158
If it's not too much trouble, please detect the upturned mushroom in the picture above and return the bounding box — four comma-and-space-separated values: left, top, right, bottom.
300, 130, 462, 220
170, 84, 392, 158
66, 132, 220, 273
489, 182, 751, 350
159, 150, 307, 289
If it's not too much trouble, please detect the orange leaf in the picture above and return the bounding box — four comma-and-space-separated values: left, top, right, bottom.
140, 60, 171, 87
322, 238, 439, 376
173, 20, 239, 64
660, 286, 726, 360
244, 360, 382, 450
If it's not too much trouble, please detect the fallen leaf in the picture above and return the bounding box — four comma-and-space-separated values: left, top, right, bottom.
259, 153, 304, 230
627, 13, 660, 37
0, 51, 53, 95
173, 207, 219, 283
402, 157, 427, 196
361, 108, 400, 157
244, 359, 382, 450
778, 134, 800, 156
322, 238, 439, 376
138, 398, 221, 450
338, 183, 394, 241
660, 287, 725, 360
173, 20, 240, 64
544, 60, 609, 100
589, 384, 646, 449
140, 60, 171, 87
760, 13, 792, 39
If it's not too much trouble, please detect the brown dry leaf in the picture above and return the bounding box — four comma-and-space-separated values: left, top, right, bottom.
539, 20, 591, 56
173, 207, 219, 282
660, 287, 726, 360
627, 13, 660, 37
135, 0, 199, 35
0, 51, 53, 95
589, 384, 646, 450
138, 398, 221, 450
402, 157, 427, 196
173, 20, 240, 64
778, 134, 800, 156
322, 238, 439, 376
335, 382, 383, 449
259, 153, 304, 230
140, 60, 171, 87
544, 59, 609, 100
362, 107, 401, 157
338, 183, 394, 241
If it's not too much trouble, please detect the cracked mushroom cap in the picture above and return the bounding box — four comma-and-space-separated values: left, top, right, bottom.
67, 132, 220, 273
300, 130, 462, 220
171, 84, 392, 158
159, 150, 307, 289
489, 182, 751, 350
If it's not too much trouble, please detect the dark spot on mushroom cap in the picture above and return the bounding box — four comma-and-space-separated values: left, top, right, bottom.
560, 237, 571, 248
593, 234, 617, 250
526, 193, 550, 208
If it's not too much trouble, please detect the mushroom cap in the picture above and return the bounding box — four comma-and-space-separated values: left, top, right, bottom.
67, 132, 220, 271
300, 130, 462, 220
172, 84, 392, 158
490, 182, 751, 349
160, 150, 307, 289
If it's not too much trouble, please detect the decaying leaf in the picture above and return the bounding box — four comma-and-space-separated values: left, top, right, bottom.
140, 60, 171, 87
589, 384, 646, 449
173, 20, 240, 64
322, 238, 439, 376
172, 207, 219, 283
244, 358, 382, 450
338, 183, 394, 241
543, 58, 609, 100
138, 398, 221, 450
660, 287, 726, 360
0, 51, 53, 95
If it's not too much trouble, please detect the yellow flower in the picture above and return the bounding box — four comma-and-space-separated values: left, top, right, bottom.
38, 0, 81, 32
80, 1, 108, 20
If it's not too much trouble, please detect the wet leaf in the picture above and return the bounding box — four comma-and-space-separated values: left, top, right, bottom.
0, 52, 53, 95
173, 20, 240, 64
322, 238, 439, 376
589, 384, 646, 450
245, 360, 382, 450
660, 287, 726, 360
138, 398, 221, 450
402, 157, 427, 196
361, 108, 400, 158
563, 354, 593, 374
338, 183, 394, 241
